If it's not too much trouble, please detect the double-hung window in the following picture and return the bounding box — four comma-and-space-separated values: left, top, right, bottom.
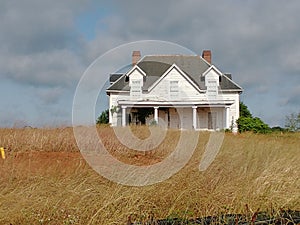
206, 79, 217, 98
130, 79, 142, 98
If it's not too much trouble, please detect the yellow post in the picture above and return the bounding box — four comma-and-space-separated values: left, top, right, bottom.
0, 147, 5, 159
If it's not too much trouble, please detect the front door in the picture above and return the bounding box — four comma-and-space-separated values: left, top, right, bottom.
208, 112, 217, 130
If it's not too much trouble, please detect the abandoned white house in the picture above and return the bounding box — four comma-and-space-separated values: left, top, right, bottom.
106, 50, 243, 130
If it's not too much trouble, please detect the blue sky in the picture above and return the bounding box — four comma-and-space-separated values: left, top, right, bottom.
0, 0, 299, 127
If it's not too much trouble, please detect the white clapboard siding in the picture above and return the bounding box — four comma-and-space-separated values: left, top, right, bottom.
149, 67, 203, 101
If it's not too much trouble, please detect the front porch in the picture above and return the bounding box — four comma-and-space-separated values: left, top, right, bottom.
114, 101, 234, 130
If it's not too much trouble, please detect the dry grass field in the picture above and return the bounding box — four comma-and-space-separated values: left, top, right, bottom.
0, 126, 299, 224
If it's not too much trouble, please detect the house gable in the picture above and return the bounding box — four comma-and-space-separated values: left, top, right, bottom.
202, 65, 243, 93
126, 64, 146, 78
149, 64, 202, 92
202, 65, 222, 83
126, 65, 146, 99
148, 64, 204, 101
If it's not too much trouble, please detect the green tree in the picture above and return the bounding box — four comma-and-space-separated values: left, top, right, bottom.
237, 102, 270, 133
239, 101, 252, 118
285, 112, 300, 132
96, 109, 109, 124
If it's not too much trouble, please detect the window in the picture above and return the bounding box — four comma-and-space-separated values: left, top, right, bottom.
206, 79, 218, 98
130, 79, 142, 98
207, 80, 217, 86
170, 80, 179, 99
131, 80, 141, 86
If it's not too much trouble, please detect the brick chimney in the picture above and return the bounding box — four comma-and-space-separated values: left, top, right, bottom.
132, 51, 141, 66
202, 50, 211, 64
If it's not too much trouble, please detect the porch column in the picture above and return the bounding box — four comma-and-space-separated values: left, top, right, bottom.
225, 106, 230, 129
192, 106, 197, 129
154, 106, 159, 124
121, 106, 127, 127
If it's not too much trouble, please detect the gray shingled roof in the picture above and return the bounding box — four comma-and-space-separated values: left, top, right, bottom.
109, 73, 123, 83
107, 74, 130, 91
107, 55, 242, 92
219, 75, 242, 91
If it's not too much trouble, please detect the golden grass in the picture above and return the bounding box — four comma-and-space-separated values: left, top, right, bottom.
0, 126, 299, 224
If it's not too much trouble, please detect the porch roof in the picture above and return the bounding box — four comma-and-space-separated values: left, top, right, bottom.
117, 99, 234, 107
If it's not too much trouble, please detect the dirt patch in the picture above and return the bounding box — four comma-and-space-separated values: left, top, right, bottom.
0, 151, 84, 179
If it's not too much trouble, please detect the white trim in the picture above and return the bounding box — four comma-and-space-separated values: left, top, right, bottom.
126, 64, 146, 77
154, 106, 159, 123
202, 65, 223, 77
106, 90, 129, 94
192, 106, 197, 129
221, 89, 243, 92
201, 56, 212, 65
121, 106, 127, 127
117, 99, 234, 107
148, 64, 204, 93
225, 106, 230, 129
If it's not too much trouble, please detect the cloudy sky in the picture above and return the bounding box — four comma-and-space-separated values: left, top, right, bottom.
0, 0, 299, 127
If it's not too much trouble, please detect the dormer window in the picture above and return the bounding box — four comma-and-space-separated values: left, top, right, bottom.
130, 79, 142, 99
127, 66, 145, 99
206, 79, 218, 98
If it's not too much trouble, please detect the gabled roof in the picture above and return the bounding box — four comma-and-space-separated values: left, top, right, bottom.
126, 64, 147, 77
106, 54, 242, 93
148, 63, 203, 93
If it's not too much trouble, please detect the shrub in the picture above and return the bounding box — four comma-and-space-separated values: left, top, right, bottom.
237, 116, 270, 133
96, 109, 109, 124
237, 102, 270, 133
271, 126, 287, 132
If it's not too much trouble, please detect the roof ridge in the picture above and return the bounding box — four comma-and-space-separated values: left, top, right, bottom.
144, 54, 198, 57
